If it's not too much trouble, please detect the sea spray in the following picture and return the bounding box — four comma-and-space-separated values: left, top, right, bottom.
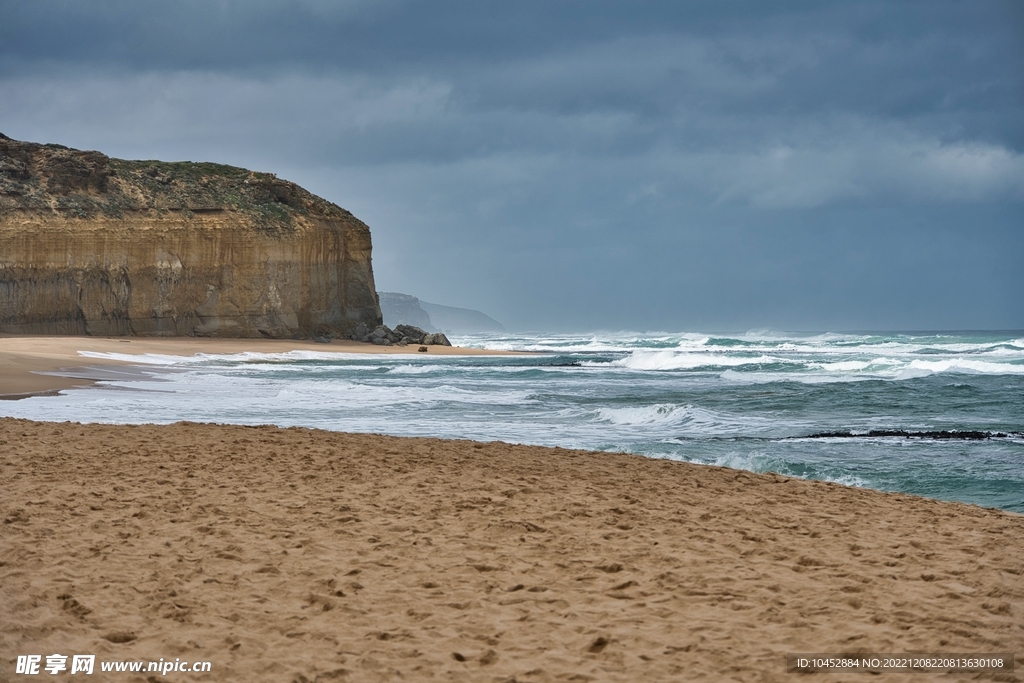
5, 330, 1022, 512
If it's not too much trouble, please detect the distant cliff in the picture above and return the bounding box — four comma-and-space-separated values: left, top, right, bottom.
421, 299, 506, 334
0, 134, 381, 337
378, 292, 436, 332
379, 291, 505, 334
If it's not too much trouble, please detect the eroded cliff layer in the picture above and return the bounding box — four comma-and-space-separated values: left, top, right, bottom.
0, 134, 381, 337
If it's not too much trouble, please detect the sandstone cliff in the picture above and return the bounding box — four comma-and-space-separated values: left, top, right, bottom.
0, 134, 381, 337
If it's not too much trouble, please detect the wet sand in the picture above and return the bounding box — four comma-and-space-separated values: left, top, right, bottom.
1, 418, 1020, 682
0, 336, 515, 399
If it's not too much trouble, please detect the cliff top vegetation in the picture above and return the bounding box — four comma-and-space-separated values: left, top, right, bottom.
0, 133, 355, 233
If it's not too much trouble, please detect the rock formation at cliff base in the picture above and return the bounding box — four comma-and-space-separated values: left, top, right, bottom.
348, 321, 451, 347
0, 134, 381, 338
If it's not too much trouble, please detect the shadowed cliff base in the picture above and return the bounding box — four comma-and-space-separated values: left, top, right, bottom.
0, 133, 381, 338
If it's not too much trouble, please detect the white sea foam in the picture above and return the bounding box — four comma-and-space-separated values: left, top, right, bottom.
720, 368, 883, 384
384, 364, 445, 375
903, 358, 1024, 376
93, 341, 984, 380
813, 473, 871, 488
597, 403, 694, 426
78, 351, 195, 365
605, 350, 781, 371
983, 345, 1024, 357
457, 332, 1024, 371
78, 349, 392, 365
815, 357, 899, 372
453, 331, 711, 354
4, 329, 1022, 511
705, 451, 870, 488
594, 403, 778, 437
709, 450, 788, 473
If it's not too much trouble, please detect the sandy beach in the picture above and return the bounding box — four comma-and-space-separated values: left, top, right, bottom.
1, 418, 1020, 682
0, 336, 516, 399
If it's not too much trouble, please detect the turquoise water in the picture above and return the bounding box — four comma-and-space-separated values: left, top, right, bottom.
4, 331, 1022, 512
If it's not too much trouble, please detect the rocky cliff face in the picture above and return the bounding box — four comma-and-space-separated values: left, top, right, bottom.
0, 134, 381, 337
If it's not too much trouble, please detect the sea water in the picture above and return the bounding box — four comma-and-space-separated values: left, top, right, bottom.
3, 331, 1022, 512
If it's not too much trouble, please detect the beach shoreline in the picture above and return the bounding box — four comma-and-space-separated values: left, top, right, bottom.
1, 417, 1020, 682
0, 335, 519, 399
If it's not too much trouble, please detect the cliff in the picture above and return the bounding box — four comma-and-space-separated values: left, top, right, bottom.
0, 134, 381, 337
378, 292, 436, 332
420, 299, 505, 334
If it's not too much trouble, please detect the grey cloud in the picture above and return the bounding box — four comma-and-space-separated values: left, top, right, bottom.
665, 134, 1024, 208
0, 0, 1020, 329
6, 70, 1018, 207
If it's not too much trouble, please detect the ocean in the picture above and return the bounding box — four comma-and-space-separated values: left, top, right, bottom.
4, 331, 1022, 513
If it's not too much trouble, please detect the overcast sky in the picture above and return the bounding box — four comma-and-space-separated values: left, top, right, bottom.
2, 0, 1021, 331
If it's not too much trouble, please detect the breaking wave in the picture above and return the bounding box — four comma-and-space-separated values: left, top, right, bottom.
2, 328, 1021, 512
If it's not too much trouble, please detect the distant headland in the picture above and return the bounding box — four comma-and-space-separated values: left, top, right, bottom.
379, 291, 505, 334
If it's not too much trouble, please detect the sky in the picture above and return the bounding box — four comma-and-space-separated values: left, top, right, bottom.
1, 0, 1022, 332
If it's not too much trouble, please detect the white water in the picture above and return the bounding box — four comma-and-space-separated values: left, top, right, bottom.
4, 330, 1023, 511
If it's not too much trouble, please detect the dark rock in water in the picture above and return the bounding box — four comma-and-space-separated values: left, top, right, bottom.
423, 332, 452, 346
802, 429, 1010, 440
313, 335, 331, 344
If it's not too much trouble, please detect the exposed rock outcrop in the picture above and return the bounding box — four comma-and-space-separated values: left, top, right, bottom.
348, 322, 451, 347
0, 134, 381, 337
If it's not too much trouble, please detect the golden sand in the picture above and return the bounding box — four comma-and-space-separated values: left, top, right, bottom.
1, 419, 1020, 681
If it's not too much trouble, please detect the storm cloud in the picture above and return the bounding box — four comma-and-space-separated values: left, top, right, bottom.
2, 0, 1021, 330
